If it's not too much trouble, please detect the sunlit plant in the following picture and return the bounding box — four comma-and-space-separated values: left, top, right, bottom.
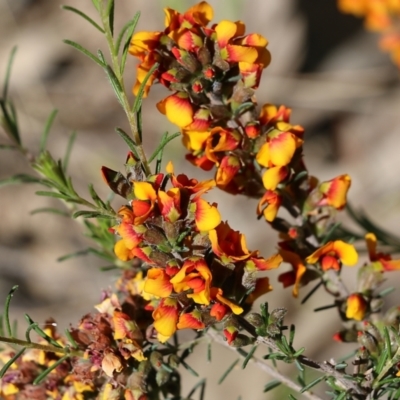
1, 1, 400, 399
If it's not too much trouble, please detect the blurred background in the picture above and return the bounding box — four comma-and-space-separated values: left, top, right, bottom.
1, 0, 400, 398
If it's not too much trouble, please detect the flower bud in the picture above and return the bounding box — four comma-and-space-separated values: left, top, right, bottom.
245, 313, 264, 328
269, 308, 287, 324
346, 293, 367, 321
138, 360, 152, 376
357, 331, 379, 357
150, 351, 164, 371
231, 334, 255, 348
156, 369, 170, 387
168, 354, 180, 369
267, 323, 281, 337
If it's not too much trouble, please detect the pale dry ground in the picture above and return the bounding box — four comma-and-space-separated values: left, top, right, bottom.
1, 0, 400, 399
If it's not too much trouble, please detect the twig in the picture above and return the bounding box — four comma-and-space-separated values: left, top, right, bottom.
208, 329, 323, 400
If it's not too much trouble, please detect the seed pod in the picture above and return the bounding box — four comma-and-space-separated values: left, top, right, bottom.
245, 313, 264, 328
150, 351, 164, 371
156, 369, 171, 386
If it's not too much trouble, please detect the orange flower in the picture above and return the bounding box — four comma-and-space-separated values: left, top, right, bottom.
306, 240, 358, 271
278, 250, 307, 297
144, 268, 174, 298
210, 287, 243, 315
156, 92, 195, 128
257, 190, 282, 222
346, 293, 367, 321
215, 155, 241, 187
152, 298, 179, 341
365, 232, 400, 271
209, 221, 252, 264
177, 310, 205, 330
170, 257, 212, 305
189, 197, 221, 231
317, 174, 351, 210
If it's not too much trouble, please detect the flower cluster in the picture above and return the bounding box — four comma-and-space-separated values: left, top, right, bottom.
103, 158, 282, 343
338, 0, 400, 66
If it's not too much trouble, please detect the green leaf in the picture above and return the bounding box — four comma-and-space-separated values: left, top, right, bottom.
4, 285, 18, 337
0, 99, 20, 145
115, 127, 138, 156
207, 342, 212, 362
33, 355, 70, 385
242, 345, 257, 369
88, 184, 107, 209
30, 207, 69, 217
263, 380, 281, 393
180, 358, 199, 377
39, 109, 58, 153
132, 62, 159, 113
300, 375, 326, 393
0, 174, 42, 188
320, 222, 341, 245
97, 49, 107, 65
61, 5, 105, 33
289, 324, 295, 347
35, 190, 69, 200
107, 0, 115, 36
218, 359, 239, 384
65, 328, 79, 349
0, 347, 25, 378
24, 314, 63, 348
148, 132, 181, 163
2, 46, 17, 101
63, 40, 106, 68
72, 210, 112, 219
91, 0, 100, 12
116, 12, 140, 55
63, 130, 77, 172
104, 65, 124, 106
120, 11, 141, 73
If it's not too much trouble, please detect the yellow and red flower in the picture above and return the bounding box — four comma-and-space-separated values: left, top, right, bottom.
317, 174, 351, 210
365, 232, 400, 271
306, 240, 358, 271
278, 250, 308, 298
346, 293, 368, 321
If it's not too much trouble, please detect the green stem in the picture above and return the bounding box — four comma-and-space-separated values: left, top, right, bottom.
99, 2, 151, 176
0, 335, 84, 357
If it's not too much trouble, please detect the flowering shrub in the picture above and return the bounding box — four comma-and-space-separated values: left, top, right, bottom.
1, 1, 400, 399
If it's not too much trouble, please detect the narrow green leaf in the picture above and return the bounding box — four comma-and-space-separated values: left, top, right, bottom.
263, 380, 281, 393
314, 304, 336, 312
61, 5, 104, 33
293, 170, 308, 183
97, 49, 107, 65
301, 281, 323, 304
35, 190, 69, 200
207, 342, 212, 362
0, 174, 41, 188
300, 375, 326, 393
293, 347, 305, 358
63, 40, 106, 68
57, 249, 91, 262
2, 46, 17, 101
375, 348, 389, 374
115, 127, 138, 156
72, 210, 110, 219
120, 12, 141, 73
33, 355, 69, 384
218, 359, 239, 384
320, 222, 341, 245
4, 286, 18, 337
288, 395, 298, 400
186, 378, 206, 398
180, 358, 199, 377
104, 65, 124, 106
88, 184, 107, 208
260, 302, 269, 323
24, 314, 63, 348
149, 132, 181, 163
137, 103, 143, 143
107, 0, 115, 36
289, 324, 295, 347
0, 100, 20, 145
100, 265, 118, 271
132, 63, 159, 113
91, 0, 100, 11
63, 130, 77, 172
334, 391, 347, 400
242, 345, 257, 369
39, 109, 58, 153
25, 322, 38, 342
30, 207, 69, 217
116, 12, 140, 55
379, 287, 395, 298
65, 328, 79, 349
295, 358, 304, 372
0, 347, 25, 378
